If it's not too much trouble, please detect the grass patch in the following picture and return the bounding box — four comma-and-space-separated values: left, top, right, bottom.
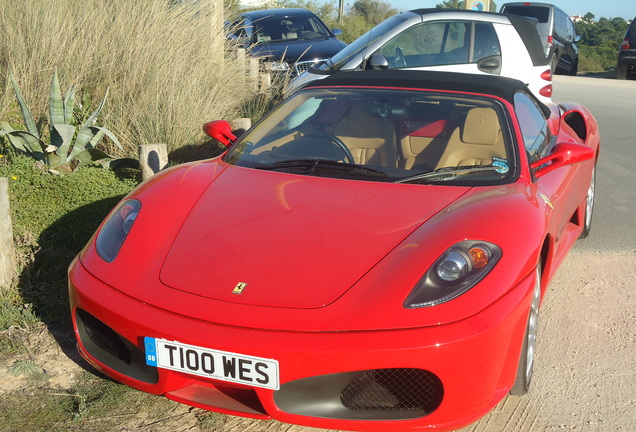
0, 370, 224, 431
0, 153, 139, 326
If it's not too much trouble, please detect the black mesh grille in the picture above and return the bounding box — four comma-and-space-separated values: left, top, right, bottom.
77, 309, 131, 364
341, 368, 443, 412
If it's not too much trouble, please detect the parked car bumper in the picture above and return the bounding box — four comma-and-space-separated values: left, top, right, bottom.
618, 52, 636, 68
69, 256, 534, 432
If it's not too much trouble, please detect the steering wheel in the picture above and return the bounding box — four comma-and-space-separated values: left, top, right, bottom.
395, 47, 406, 68
303, 132, 355, 163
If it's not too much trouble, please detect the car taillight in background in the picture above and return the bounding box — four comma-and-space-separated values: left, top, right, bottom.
539, 68, 552, 98
547, 35, 554, 49
620, 38, 630, 50
540, 69, 552, 82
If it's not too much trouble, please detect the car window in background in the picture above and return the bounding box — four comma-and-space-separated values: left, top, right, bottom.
325, 14, 409, 70
514, 92, 551, 163
380, 21, 470, 67
379, 21, 501, 68
554, 9, 569, 42
473, 22, 501, 60
503, 5, 549, 23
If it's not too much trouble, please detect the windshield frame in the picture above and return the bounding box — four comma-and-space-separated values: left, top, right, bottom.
223, 87, 519, 187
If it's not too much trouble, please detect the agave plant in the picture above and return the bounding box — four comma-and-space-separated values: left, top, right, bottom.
1, 70, 127, 172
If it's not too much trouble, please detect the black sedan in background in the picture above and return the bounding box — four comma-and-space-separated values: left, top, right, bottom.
617, 16, 636, 80
228, 8, 347, 76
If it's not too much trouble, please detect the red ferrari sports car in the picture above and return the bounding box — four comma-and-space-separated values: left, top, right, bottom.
69, 70, 599, 431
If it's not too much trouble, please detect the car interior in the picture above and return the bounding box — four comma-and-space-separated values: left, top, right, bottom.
254, 17, 326, 43
235, 91, 510, 179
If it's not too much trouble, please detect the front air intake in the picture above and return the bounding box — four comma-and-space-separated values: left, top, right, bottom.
341, 368, 443, 412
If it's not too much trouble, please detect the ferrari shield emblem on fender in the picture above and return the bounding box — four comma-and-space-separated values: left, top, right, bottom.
232, 282, 248, 294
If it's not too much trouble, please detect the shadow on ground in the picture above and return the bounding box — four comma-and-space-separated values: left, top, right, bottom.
16, 194, 129, 376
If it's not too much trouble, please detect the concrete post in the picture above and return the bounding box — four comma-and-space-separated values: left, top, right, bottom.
139, 144, 168, 181
202, 0, 224, 64
230, 118, 252, 138
0, 177, 18, 291
249, 58, 260, 91
237, 48, 246, 83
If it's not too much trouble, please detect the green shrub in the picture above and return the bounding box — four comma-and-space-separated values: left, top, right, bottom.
0, 153, 138, 324
1, 71, 130, 172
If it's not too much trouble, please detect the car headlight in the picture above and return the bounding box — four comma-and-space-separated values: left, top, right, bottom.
268, 61, 291, 72
96, 199, 141, 263
404, 240, 502, 308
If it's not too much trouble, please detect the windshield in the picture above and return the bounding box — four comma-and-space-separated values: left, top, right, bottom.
502, 5, 550, 23
314, 14, 409, 71
250, 14, 332, 43
224, 88, 516, 186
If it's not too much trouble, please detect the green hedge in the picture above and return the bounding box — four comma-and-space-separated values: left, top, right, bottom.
0, 153, 139, 324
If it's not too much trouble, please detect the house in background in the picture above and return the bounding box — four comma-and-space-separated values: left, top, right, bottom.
240, 0, 280, 9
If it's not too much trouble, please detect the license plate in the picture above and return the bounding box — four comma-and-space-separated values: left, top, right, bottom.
144, 337, 279, 390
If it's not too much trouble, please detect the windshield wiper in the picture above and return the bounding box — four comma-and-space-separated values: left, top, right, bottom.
261, 159, 387, 177
395, 165, 502, 184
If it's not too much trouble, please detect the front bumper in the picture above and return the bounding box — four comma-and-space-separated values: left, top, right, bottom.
69, 258, 534, 432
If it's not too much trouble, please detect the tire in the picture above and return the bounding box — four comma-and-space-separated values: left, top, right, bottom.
569, 59, 578, 76
510, 264, 541, 396
579, 164, 596, 239
616, 62, 627, 80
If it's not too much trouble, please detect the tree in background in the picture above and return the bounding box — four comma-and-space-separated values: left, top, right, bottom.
350, 0, 397, 26
575, 16, 628, 72
436, 0, 463, 9
582, 12, 595, 24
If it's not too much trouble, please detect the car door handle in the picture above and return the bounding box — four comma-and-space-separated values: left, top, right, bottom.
477, 56, 501, 73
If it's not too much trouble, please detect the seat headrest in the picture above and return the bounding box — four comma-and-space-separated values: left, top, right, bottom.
461, 108, 500, 145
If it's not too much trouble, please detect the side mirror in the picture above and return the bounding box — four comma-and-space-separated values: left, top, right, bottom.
203, 120, 236, 147
332, 28, 342, 37
531, 142, 594, 179
368, 53, 389, 70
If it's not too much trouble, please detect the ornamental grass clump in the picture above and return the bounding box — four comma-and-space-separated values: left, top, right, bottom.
0, 0, 254, 158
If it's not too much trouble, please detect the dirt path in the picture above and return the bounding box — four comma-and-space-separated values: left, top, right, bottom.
459, 248, 636, 432
3, 247, 635, 431
224, 248, 636, 432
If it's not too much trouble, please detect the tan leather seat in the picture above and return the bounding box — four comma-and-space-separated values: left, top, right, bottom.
435, 107, 506, 169
399, 119, 448, 170
334, 102, 397, 167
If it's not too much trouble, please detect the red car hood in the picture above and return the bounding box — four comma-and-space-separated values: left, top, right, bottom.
160, 166, 469, 308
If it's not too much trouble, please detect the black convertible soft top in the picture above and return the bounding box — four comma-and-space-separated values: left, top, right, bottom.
304, 69, 551, 117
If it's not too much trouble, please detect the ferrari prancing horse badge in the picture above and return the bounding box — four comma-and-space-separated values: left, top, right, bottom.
232, 282, 248, 294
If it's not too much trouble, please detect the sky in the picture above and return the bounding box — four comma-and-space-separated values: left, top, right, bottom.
385, 1, 635, 21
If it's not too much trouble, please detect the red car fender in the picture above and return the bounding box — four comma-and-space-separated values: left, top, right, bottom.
80, 158, 226, 284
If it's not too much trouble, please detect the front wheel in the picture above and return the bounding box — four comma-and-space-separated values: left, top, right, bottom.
510, 264, 541, 396
579, 164, 596, 239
